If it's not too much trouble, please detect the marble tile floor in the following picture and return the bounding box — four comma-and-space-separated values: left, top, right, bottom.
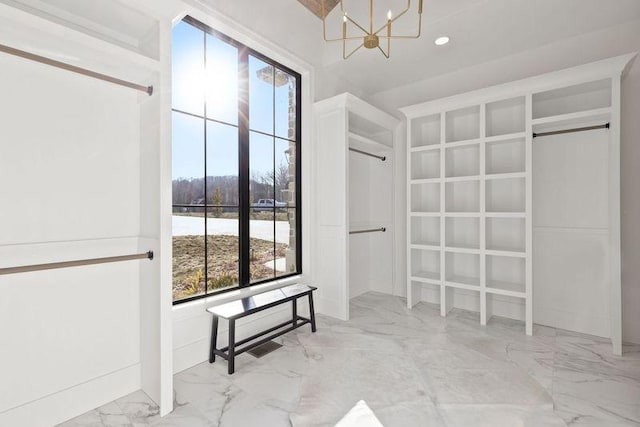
60, 292, 640, 427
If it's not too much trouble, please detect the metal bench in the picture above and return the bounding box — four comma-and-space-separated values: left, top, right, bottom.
207, 283, 317, 374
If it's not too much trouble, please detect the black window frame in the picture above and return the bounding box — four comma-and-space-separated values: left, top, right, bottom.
172, 16, 302, 305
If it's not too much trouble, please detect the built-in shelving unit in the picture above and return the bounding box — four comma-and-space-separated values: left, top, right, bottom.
405, 93, 532, 333
401, 54, 635, 351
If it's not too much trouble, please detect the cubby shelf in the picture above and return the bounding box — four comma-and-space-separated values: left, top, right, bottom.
410, 244, 440, 251
485, 249, 526, 258
410, 178, 440, 184
485, 172, 526, 181
411, 271, 440, 283
483, 132, 527, 143
444, 138, 482, 148
444, 175, 481, 183
407, 91, 530, 336
445, 279, 480, 291
486, 285, 526, 298
485, 212, 525, 218
444, 212, 481, 218
411, 145, 441, 153
410, 212, 441, 217
445, 246, 480, 255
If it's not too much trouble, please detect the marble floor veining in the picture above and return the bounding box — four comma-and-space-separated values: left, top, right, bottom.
60, 293, 640, 427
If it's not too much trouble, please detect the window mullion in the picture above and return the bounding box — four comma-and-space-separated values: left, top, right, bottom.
238, 48, 251, 286
203, 31, 209, 296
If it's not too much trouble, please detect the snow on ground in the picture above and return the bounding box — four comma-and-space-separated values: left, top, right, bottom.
172, 216, 290, 244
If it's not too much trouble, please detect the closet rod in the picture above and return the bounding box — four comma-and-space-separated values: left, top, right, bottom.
349, 227, 386, 235
533, 123, 609, 139
0, 251, 154, 276
0, 43, 154, 96
349, 147, 386, 161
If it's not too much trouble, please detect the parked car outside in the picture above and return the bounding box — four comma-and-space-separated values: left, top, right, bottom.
252, 199, 286, 211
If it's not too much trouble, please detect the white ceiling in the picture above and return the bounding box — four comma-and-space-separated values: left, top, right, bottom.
317, 0, 640, 95
6, 0, 640, 98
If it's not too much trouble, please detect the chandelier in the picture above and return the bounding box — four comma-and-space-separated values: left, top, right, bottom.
322, 0, 423, 59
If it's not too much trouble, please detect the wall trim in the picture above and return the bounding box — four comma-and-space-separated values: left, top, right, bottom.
0, 364, 140, 427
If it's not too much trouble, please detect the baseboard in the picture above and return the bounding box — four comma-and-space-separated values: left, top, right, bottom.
316, 296, 348, 321
535, 306, 610, 339
0, 363, 140, 427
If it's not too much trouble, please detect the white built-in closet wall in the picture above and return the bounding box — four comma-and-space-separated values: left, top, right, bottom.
0, 3, 168, 425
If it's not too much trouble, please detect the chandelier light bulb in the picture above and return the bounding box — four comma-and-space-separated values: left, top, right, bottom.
387, 10, 392, 20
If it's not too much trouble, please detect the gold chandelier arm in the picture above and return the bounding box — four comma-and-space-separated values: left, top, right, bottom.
323, 0, 366, 41
344, 41, 365, 59
338, 0, 370, 35
377, 45, 390, 59
326, 36, 365, 42
345, 15, 370, 35
377, 12, 422, 39
373, 0, 411, 35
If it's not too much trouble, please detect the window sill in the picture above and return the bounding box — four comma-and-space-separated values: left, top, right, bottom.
172, 274, 305, 321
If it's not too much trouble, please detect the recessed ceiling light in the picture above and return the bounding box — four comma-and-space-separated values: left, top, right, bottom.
435, 36, 450, 46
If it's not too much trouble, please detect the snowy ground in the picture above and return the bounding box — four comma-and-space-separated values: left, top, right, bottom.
172, 216, 290, 244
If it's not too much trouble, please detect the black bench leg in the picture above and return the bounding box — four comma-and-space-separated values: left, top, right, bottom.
228, 319, 235, 374
308, 292, 317, 333
209, 315, 219, 363
292, 298, 297, 326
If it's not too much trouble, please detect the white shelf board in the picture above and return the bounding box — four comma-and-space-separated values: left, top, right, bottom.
410, 212, 441, 217
443, 138, 482, 148
411, 144, 441, 153
444, 175, 481, 183
486, 280, 526, 298
411, 271, 441, 284
444, 212, 481, 217
485, 172, 526, 181
348, 131, 392, 151
531, 107, 611, 127
444, 277, 481, 291
410, 244, 441, 251
485, 212, 526, 218
485, 249, 526, 258
483, 132, 527, 143
411, 178, 440, 184
444, 246, 480, 255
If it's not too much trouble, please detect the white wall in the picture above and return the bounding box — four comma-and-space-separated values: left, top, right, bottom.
366, 19, 640, 344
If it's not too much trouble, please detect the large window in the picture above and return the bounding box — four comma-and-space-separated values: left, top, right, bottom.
171, 17, 301, 304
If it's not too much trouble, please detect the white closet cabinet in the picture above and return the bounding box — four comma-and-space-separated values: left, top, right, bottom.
401, 54, 635, 354
313, 93, 400, 320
